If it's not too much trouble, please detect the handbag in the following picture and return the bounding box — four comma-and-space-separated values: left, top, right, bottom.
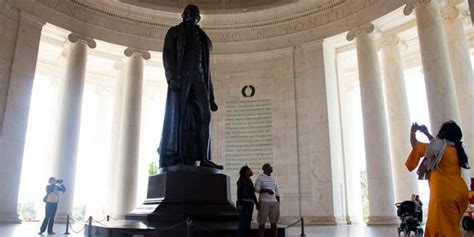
416, 157, 430, 180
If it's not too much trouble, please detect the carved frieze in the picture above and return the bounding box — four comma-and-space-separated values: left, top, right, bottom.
32, 0, 396, 43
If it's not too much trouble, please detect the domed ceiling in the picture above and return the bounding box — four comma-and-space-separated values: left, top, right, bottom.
119, 0, 299, 13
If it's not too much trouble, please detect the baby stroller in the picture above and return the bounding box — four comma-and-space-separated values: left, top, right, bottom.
396, 201, 423, 237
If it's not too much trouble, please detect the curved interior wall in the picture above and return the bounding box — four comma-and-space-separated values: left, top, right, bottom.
0, 0, 410, 224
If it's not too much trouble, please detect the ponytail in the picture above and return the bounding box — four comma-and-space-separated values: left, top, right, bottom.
437, 121, 469, 169
455, 141, 470, 169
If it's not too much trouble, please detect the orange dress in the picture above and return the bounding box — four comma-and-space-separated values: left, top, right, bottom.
406, 142, 469, 237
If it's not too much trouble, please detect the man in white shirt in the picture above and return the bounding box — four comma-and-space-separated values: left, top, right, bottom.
254, 163, 280, 237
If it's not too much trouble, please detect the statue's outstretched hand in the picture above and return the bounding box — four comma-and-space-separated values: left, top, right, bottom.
169, 78, 180, 91
210, 100, 218, 112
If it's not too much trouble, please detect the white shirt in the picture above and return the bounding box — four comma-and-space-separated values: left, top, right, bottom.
45, 184, 65, 203
254, 173, 279, 202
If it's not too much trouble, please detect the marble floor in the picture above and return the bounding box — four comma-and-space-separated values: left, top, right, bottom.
2, 222, 474, 237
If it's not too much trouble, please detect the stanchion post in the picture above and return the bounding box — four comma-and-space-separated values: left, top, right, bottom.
88, 216, 92, 237
186, 218, 192, 237
64, 215, 70, 235
107, 215, 109, 222
300, 217, 305, 237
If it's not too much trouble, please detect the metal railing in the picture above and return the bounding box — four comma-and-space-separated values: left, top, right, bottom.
285, 217, 305, 237
63, 214, 305, 236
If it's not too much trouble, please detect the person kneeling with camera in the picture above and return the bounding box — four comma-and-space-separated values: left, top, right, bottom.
39, 177, 66, 235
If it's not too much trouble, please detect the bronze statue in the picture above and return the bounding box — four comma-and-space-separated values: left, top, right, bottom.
158, 4, 223, 170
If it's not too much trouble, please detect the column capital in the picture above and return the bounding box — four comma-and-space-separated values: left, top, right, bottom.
68, 33, 96, 49
379, 34, 400, 48
441, 6, 461, 20
404, 0, 432, 15
378, 35, 409, 52
124, 47, 151, 60
346, 23, 375, 41
114, 59, 126, 70
440, 0, 464, 7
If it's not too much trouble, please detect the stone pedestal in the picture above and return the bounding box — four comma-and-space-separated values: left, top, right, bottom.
126, 165, 238, 222
87, 166, 287, 236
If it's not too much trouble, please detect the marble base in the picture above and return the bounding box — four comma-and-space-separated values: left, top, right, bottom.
0, 212, 21, 223
366, 216, 400, 225
85, 220, 286, 237
303, 216, 338, 225
53, 214, 77, 223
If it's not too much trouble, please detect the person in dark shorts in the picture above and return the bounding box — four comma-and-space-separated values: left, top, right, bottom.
236, 165, 259, 237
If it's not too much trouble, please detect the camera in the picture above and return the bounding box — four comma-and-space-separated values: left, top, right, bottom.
56, 179, 63, 184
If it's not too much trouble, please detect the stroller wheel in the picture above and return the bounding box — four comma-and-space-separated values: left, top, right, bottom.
462, 216, 473, 230
401, 227, 410, 237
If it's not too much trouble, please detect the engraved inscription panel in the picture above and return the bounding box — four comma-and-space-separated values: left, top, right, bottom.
224, 99, 273, 173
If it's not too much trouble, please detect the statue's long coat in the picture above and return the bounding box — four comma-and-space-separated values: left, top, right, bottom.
159, 22, 214, 167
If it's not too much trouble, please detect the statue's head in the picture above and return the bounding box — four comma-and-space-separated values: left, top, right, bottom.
182, 4, 201, 25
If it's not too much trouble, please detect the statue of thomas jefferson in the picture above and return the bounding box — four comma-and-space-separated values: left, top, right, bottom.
158, 4, 223, 170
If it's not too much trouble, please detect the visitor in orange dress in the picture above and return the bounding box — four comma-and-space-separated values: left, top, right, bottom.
406, 121, 469, 237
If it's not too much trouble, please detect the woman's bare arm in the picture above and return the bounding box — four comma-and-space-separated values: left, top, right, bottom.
410, 123, 419, 148
419, 125, 434, 141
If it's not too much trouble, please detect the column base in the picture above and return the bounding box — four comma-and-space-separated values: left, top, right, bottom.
366, 216, 399, 225
53, 213, 75, 223
108, 213, 126, 220
280, 215, 346, 225
334, 215, 349, 224
344, 215, 352, 224
0, 211, 21, 223
303, 216, 337, 225
348, 216, 364, 224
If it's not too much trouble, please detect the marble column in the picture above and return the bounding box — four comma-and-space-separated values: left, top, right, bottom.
0, 12, 44, 223
347, 23, 398, 225
113, 48, 150, 217
106, 60, 126, 216
53, 33, 96, 221
379, 35, 419, 202
336, 51, 364, 224
404, 0, 461, 131
442, 3, 474, 177
323, 41, 348, 224
89, 89, 112, 217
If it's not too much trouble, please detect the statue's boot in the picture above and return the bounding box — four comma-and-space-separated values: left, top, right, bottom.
200, 159, 224, 170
